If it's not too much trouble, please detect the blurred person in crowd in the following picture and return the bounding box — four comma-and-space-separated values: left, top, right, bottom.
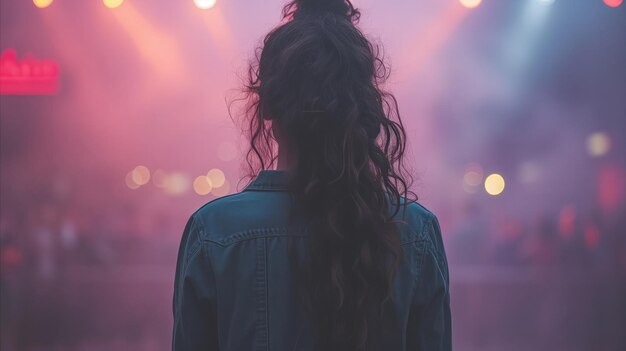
172, 1, 451, 350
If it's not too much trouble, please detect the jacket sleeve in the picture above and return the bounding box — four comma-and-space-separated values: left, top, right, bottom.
408, 213, 452, 351
172, 214, 219, 350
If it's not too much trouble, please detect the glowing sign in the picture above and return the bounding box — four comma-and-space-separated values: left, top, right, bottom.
0, 49, 60, 95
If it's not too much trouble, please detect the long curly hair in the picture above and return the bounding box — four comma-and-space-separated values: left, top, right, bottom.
241, 0, 416, 349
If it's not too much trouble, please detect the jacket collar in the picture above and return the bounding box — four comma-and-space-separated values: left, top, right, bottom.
244, 169, 290, 192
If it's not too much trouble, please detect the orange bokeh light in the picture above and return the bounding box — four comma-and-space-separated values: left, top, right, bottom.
207, 169, 225, 188
193, 176, 213, 196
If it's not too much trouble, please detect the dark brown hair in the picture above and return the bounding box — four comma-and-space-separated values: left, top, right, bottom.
242, 1, 415, 349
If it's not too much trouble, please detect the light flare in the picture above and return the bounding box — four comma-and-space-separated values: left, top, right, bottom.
485, 173, 506, 196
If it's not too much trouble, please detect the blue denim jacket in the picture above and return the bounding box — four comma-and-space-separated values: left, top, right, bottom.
172, 170, 451, 350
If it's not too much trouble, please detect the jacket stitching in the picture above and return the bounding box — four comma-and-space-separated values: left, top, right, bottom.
264, 237, 270, 351
203, 227, 308, 246
254, 237, 269, 351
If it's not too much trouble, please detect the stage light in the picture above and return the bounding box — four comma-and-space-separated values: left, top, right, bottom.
587, 132, 611, 157
459, 0, 481, 9
131, 165, 151, 186
604, 0, 623, 8
207, 168, 226, 188
484, 173, 505, 196
194, 0, 217, 10
103, 0, 124, 9
193, 176, 213, 195
33, 0, 53, 8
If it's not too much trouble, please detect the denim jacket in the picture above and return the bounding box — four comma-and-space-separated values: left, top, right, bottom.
172, 170, 451, 351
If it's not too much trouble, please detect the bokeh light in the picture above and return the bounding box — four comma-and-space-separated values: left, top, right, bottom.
463, 163, 484, 193
163, 172, 190, 195
485, 173, 506, 196
103, 0, 124, 9
211, 179, 230, 197
464, 171, 483, 186
33, 0, 53, 8
584, 225, 600, 249
586, 132, 611, 157
463, 164, 484, 186
207, 168, 225, 188
193, 175, 213, 195
125, 171, 140, 190
131, 165, 151, 186
152, 169, 168, 188
460, 0, 482, 9
194, 0, 217, 10
597, 164, 625, 213
603, 0, 623, 8
558, 205, 576, 238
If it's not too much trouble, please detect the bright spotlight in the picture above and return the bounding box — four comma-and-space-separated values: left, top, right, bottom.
33, 0, 53, 8
484, 173, 505, 196
603, 0, 623, 8
103, 0, 124, 9
459, 0, 482, 9
194, 0, 217, 10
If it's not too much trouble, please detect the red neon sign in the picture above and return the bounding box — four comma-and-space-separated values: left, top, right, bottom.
0, 49, 60, 95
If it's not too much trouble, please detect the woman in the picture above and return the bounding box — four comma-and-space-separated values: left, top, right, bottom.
172, 0, 451, 350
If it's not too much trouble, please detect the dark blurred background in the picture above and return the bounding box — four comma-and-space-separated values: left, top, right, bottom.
1, 0, 625, 350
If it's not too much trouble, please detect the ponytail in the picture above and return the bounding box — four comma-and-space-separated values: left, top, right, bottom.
243, 1, 414, 350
